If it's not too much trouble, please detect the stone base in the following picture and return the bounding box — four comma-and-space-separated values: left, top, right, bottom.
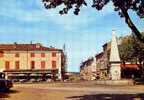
95, 79, 134, 86
110, 63, 121, 80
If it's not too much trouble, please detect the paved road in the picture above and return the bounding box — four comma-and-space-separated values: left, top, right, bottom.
0, 83, 144, 100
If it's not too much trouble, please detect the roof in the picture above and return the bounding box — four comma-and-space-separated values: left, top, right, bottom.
95, 52, 104, 59
0, 43, 62, 51
80, 58, 94, 68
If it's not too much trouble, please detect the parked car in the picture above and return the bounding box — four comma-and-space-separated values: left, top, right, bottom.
29, 78, 37, 83
0, 79, 13, 92
46, 79, 52, 82
19, 79, 28, 83
36, 79, 44, 82
12, 79, 19, 83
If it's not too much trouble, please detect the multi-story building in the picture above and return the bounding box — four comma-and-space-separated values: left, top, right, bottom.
0, 43, 66, 81
95, 52, 107, 79
80, 57, 97, 80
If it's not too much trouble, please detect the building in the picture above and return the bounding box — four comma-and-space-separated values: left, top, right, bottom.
96, 34, 141, 79
80, 57, 97, 80
79, 43, 111, 80
95, 52, 107, 80
0, 43, 66, 81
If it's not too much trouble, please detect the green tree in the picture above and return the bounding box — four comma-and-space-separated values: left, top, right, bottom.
132, 34, 144, 66
119, 35, 136, 64
42, 0, 144, 42
119, 34, 144, 70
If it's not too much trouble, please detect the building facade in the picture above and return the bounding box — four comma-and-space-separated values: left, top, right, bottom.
80, 57, 97, 80
0, 43, 65, 81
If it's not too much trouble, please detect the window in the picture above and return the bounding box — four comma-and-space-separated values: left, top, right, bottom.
41, 61, 45, 69
52, 52, 56, 57
0, 51, 4, 57
52, 61, 56, 69
15, 61, 20, 70
5, 61, 10, 70
31, 53, 35, 57
31, 61, 35, 69
15, 53, 19, 57
41, 53, 45, 57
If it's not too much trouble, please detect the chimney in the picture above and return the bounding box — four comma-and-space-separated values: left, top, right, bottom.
36, 43, 41, 48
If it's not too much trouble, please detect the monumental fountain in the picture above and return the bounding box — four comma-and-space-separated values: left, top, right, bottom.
95, 30, 134, 85
110, 30, 121, 80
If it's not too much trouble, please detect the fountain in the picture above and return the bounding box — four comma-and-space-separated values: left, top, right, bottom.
95, 30, 134, 85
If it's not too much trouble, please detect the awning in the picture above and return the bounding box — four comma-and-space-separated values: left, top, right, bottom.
30, 73, 43, 76
18, 74, 27, 76
7, 74, 15, 76
46, 74, 52, 76
121, 64, 140, 70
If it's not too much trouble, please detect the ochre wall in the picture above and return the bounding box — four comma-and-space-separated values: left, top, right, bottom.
0, 50, 62, 71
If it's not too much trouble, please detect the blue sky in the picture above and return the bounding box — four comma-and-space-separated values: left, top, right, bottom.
0, 0, 143, 72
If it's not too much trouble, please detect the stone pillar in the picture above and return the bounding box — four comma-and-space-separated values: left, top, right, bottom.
109, 30, 121, 80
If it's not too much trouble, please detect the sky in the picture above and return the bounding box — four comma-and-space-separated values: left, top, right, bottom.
0, 0, 144, 72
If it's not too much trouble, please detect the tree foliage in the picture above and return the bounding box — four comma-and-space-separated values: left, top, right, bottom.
42, 0, 144, 42
132, 33, 144, 63
119, 35, 136, 63
119, 34, 144, 66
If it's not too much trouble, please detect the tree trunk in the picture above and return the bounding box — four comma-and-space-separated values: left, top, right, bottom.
120, 8, 144, 43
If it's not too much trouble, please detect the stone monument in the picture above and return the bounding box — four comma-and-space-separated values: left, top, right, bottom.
94, 30, 134, 85
109, 30, 121, 80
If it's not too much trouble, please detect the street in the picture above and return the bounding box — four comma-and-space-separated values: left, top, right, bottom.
0, 83, 144, 100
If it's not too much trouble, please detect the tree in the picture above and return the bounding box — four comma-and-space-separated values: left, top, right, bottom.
132, 33, 144, 66
119, 34, 144, 68
42, 0, 144, 42
119, 36, 136, 64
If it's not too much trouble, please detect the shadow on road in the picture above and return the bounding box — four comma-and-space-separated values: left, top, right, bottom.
0, 90, 19, 98
67, 93, 144, 100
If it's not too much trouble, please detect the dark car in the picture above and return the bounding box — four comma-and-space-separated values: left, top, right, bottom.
0, 79, 13, 92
